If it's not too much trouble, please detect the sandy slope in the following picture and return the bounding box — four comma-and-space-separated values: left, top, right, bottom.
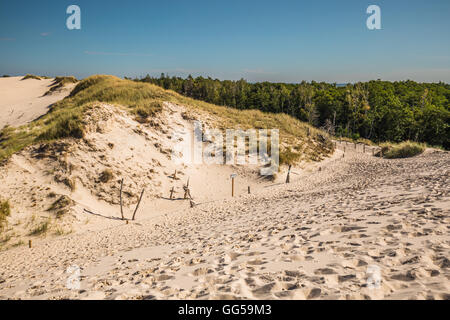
0, 76, 75, 129
0, 143, 448, 300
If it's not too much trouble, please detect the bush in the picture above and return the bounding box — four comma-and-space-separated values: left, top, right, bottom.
381, 141, 426, 159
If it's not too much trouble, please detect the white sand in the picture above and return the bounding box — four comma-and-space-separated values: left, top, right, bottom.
0, 76, 74, 129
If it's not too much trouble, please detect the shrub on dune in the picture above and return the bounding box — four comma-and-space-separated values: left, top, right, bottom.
381, 141, 426, 159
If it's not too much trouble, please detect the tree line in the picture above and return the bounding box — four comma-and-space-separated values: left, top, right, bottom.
134, 74, 450, 149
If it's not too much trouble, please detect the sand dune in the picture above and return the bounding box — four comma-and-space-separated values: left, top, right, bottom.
0, 76, 75, 129
0, 143, 448, 300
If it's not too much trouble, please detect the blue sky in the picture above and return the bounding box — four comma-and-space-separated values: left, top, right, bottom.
1, 0, 449, 83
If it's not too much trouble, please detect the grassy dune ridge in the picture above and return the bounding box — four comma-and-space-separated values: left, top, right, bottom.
0, 75, 333, 164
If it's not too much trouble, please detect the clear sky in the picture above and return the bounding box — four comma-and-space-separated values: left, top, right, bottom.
1, 0, 449, 83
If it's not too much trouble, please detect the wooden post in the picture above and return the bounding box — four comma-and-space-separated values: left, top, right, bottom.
173, 170, 177, 180
126, 220, 128, 225
132, 189, 145, 220
354, 142, 357, 150
170, 186, 175, 199
248, 186, 251, 194
286, 165, 292, 183
343, 146, 346, 153
28, 240, 32, 248
363, 145, 366, 153
184, 178, 190, 199
231, 177, 235, 197
119, 178, 124, 220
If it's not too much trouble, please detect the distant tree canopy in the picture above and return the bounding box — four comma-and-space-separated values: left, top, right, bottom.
137, 74, 450, 149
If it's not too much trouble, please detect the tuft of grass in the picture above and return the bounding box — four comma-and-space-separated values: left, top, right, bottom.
381, 141, 426, 159
0, 199, 11, 231
29, 220, 49, 236
21, 74, 41, 80
47, 195, 73, 211
99, 169, 113, 183
132, 101, 163, 123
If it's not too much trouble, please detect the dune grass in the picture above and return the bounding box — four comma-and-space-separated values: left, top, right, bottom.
21, 74, 41, 80
44, 76, 78, 96
0, 75, 333, 165
0, 199, 11, 231
380, 141, 426, 159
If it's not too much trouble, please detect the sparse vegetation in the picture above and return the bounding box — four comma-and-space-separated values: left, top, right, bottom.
133, 101, 163, 123
29, 220, 49, 236
0, 199, 11, 231
380, 141, 426, 159
21, 74, 41, 80
99, 169, 113, 183
44, 76, 78, 96
48, 195, 73, 212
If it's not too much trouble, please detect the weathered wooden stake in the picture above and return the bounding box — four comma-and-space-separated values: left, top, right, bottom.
170, 186, 175, 199
119, 178, 124, 220
28, 240, 32, 248
363, 144, 366, 153
231, 177, 235, 197
184, 178, 190, 199
354, 142, 357, 150
286, 165, 292, 184
173, 170, 177, 180
126, 220, 129, 225
248, 186, 251, 194
132, 189, 145, 220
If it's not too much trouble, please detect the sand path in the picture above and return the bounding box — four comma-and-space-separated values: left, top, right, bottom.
0, 143, 448, 300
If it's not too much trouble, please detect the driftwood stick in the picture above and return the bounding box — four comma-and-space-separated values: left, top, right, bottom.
119, 178, 124, 220
132, 189, 145, 220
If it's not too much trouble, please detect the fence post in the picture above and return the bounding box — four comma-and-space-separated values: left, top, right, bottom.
132, 189, 145, 220
286, 165, 292, 183
170, 186, 175, 199
119, 178, 124, 220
